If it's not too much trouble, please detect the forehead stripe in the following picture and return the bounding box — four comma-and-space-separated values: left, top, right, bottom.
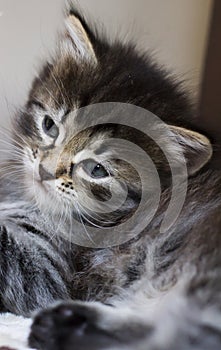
31, 100, 46, 111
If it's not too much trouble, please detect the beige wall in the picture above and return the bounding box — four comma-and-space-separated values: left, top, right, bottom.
0, 0, 213, 127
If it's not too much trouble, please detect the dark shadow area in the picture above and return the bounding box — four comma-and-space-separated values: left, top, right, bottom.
198, 0, 221, 169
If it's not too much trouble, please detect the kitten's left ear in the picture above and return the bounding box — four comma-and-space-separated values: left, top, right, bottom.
169, 126, 213, 175
61, 10, 97, 64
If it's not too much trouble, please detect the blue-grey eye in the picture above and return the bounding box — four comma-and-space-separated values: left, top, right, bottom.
83, 160, 109, 179
42, 115, 59, 138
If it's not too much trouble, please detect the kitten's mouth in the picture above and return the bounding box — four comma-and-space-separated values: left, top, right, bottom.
34, 177, 54, 195
40, 179, 55, 192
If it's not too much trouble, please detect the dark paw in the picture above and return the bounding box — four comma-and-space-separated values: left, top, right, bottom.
29, 302, 121, 350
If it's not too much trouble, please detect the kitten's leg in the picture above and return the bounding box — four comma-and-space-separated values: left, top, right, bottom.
29, 297, 221, 350
0, 224, 70, 316
29, 301, 152, 350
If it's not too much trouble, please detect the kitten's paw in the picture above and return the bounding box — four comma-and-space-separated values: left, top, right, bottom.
29, 302, 123, 350
29, 301, 151, 350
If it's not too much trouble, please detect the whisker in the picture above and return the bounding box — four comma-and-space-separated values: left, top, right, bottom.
0, 170, 25, 179
77, 201, 115, 227
0, 137, 24, 148
0, 150, 25, 159
0, 127, 28, 148
74, 202, 96, 245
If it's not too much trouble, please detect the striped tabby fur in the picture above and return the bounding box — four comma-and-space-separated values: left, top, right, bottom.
0, 5, 220, 350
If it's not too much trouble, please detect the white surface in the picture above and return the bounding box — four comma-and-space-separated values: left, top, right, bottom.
0, 0, 213, 129
0, 313, 32, 350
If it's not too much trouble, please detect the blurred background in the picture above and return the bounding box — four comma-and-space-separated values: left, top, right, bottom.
0, 0, 215, 129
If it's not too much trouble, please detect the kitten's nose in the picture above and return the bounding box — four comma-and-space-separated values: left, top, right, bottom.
39, 164, 55, 181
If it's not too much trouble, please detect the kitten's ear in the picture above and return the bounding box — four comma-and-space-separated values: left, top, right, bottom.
169, 126, 213, 175
61, 9, 97, 64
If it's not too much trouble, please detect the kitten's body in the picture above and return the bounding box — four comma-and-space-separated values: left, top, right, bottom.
0, 6, 221, 350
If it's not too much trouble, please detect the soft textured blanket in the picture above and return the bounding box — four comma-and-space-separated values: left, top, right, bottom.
0, 314, 32, 350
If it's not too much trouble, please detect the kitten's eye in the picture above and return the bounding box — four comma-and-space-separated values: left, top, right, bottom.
83, 160, 109, 179
42, 115, 59, 138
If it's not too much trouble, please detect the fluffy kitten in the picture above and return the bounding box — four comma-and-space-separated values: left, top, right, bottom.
0, 5, 220, 350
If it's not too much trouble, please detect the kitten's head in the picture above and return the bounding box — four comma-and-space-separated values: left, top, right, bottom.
12, 8, 212, 238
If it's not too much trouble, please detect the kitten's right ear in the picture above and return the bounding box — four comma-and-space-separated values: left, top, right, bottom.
168, 126, 213, 175
61, 7, 97, 65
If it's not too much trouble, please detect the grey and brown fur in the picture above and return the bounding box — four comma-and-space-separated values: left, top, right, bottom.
0, 5, 220, 350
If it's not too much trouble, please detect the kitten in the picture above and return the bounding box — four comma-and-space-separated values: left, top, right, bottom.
0, 5, 220, 350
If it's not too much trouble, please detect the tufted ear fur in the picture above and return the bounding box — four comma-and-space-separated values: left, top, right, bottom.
169, 126, 213, 175
61, 10, 97, 65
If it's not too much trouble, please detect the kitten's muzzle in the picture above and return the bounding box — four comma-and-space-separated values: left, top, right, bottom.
39, 164, 55, 181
